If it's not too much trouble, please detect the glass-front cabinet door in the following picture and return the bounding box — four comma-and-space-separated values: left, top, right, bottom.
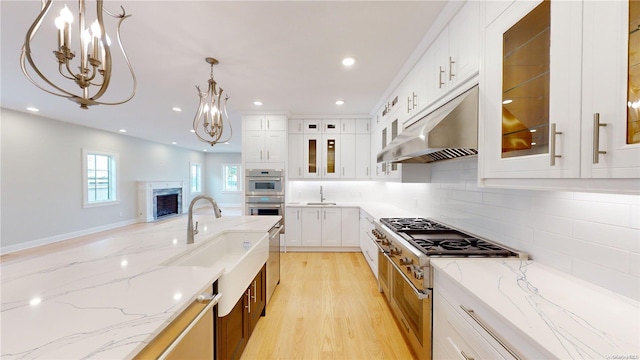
482, 0, 582, 178
581, 0, 640, 178
303, 134, 321, 178
322, 135, 341, 179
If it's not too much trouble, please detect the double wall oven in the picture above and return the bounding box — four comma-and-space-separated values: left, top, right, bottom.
245, 169, 284, 227
372, 218, 526, 360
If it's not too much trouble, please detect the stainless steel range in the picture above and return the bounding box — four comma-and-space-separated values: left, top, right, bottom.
372, 217, 526, 360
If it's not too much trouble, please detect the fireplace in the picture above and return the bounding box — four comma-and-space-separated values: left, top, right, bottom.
156, 193, 179, 218
138, 181, 186, 222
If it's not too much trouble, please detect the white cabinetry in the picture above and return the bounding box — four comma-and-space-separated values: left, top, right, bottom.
300, 207, 340, 247
285, 207, 302, 247
372, 119, 401, 180
288, 118, 370, 180
429, 1, 480, 102
359, 209, 378, 278
243, 114, 287, 169
480, 0, 639, 193
286, 206, 362, 250
340, 207, 359, 247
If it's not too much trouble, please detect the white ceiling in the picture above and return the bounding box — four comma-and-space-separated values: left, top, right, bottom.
1, 1, 447, 153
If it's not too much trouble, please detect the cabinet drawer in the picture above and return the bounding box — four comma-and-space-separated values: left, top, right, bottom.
434, 290, 507, 360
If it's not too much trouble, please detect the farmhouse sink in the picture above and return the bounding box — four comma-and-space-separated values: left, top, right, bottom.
162, 231, 269, 316
306, 202, 337, 206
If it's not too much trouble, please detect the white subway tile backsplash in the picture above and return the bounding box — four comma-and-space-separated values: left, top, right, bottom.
533, 196, 631, 227
573, 220, 640, 253
572, 258, 639, 301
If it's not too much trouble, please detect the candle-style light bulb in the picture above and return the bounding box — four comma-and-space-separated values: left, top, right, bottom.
59, 5, 73, 48
90, 20, 101, 61
54, 16, 65, 49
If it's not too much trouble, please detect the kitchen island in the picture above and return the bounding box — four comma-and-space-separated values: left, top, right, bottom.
0, 214, 281, 359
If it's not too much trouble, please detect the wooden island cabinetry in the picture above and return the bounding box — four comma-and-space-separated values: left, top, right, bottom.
217, 264, 266, 360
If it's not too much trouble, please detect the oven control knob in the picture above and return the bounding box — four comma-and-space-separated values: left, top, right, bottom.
399, 257, 412, 265
413, 268, 424, 280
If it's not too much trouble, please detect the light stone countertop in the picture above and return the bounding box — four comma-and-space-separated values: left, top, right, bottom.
0, 215, 281, 360
431, 258, 640, 359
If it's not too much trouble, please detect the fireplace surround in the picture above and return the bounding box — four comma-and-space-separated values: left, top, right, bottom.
138, 181, 186, 222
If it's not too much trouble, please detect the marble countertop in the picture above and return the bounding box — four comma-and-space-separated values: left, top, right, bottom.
0, 215, 281, 360
431, 258, 640, 359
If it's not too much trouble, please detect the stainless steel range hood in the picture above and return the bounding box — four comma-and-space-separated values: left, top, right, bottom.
377, 85, 478, 164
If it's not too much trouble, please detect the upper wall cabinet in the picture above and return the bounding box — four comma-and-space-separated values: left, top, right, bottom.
288, 119, 370, 180
480, 0, 639, 193
243, 114, 287, 169
429, 1, 481, 103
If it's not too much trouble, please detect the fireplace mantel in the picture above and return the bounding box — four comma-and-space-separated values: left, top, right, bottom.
137, 181, 187, 222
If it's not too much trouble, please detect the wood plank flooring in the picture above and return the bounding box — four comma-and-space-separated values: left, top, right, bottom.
240, 252, 415, 360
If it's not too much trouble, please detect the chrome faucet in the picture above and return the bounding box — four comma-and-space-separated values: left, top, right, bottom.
187, 195, 222, 244
320, 185, 326, 203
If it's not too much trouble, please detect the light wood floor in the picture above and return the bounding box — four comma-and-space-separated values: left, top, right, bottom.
240, 252, 415, 360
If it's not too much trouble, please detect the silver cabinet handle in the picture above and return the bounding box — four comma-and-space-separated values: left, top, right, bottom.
298, 167, 302, 177
297, 210, 300, 220
593, 113, 607, 164
460, 351, 474, 360
298, 122, 302, 132
412, 92, 417, 110
267, 119, 270, 129
260, 150, 263, 160
317, 210, 319, 220
245, 289, 251, 313
407, 96, 412, 113
459, 305, 521, 360
323, 210, 326, 220
439, 66, 445, 88
267, 150, 270, 160
252, 281, 257, 303
449, 56, 456, 80
549, 123, 562, 166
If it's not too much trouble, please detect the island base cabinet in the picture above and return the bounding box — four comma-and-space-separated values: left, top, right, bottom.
218, 265, 266, 360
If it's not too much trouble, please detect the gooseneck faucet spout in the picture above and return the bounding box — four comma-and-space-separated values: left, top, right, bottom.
187, 195, 222, 244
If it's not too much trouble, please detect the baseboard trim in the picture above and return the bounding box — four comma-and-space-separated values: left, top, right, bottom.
1, 219, 141, 255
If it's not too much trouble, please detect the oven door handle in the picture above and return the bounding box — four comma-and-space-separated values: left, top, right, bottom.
248, 177, 282, 182
246, 204, 283, 208
384, 253, 430, 300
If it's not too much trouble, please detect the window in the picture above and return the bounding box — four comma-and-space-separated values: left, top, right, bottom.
83, 149, 118, 207
190, 163, 202, 193
223, 164, 241, 192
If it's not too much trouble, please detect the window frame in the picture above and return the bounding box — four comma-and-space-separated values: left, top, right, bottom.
222, 163, 242, 193
190, 162, 203, 194
82, 149, 119, 208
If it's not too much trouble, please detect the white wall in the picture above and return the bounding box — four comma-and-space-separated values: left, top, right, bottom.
1, 108, 207, 252
205, 152, 243, 207
291, 157, 640, 301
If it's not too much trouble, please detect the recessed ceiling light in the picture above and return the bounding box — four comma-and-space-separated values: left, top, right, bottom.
531, 142, 537, 145
335, 100, 345, 105
253, 101, 263, 106
172, 107, 182, 112
342, 57, 356, 66
224, 142, 229, 145
119, 129, 127, 133
502, 99, 513, 104
26, 107, 39, 112
29, 297, 42, 306
171, 141, 177, 145
190, 129, 195, 133
203, 149, 208, 152
530, 129, 537, 133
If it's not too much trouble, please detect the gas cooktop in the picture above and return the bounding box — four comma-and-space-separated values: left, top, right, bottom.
379, 217, 519, 257
380, 217, 455, 232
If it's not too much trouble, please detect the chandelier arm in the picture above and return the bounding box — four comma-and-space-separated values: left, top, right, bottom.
58, 62, 77, 81
90, 10, 135, 105
20, 0, 79, 100
217, 97, 233, 143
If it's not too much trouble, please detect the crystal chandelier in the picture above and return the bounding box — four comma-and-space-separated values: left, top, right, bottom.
193, 57, 232, 147
20, 0, 136, 109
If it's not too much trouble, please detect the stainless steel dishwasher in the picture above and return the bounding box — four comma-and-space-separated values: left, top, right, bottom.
266, 221, 283, 305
